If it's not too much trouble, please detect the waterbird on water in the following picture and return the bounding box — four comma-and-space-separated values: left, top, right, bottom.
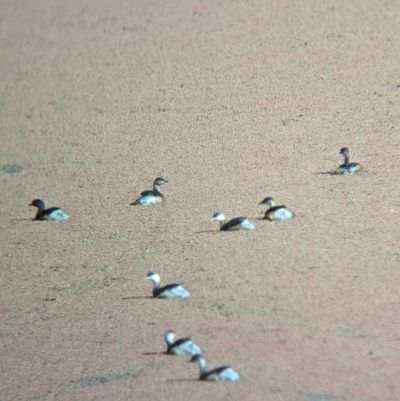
211, 212, 255, 231
144, 272, 190, 298
132, 177, 168, 205
258, 197, 294, 221
190, 354, 240, 381
164, 330, 202, 356
29, 199, 68, 221
333, 147, 362, 175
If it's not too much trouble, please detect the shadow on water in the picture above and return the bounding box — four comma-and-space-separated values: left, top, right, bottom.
142, 351, 165, 356
122, 295, 153, 300
0, 164, 25, 174
72, 367, 143, 387
166, 378, 198, 382
298, 392, 337, 401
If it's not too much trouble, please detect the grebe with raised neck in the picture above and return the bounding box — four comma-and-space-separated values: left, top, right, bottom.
333, 147, 362, 175
132, 177, 168, 205
29, 199, 68, 221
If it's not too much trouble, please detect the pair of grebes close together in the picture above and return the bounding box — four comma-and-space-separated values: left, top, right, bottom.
28, 147, 362, 381
144, 271, 240, 381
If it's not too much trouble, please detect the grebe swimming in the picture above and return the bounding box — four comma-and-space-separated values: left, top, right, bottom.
190, 354, 240, 381
258, 197, 294, 221
164, 330, 202, 356
29, 199, 68, 221
333, 147, 362, 175
144, 272, 190, 298
132, 177, 168, 205
211, 212, 255, 231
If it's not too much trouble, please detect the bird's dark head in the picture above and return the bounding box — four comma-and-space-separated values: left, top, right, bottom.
154, 177, 168, 186
145, 271, 158, 280
211, 212, 225, 222
29, 199, 45, 209
259, 197, 275, 206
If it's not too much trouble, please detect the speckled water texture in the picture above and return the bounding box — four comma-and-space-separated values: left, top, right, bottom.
1, 0, 400, 400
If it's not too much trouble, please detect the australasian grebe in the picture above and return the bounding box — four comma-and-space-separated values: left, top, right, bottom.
258, 197, 294, 221
29, 199, 68, 221
164, 330, 202, 356
333, 147, 362, 175
132, 177, 168, 205
144, 272, 190, 298
211, 212, 255, 231
190, 354, 240, 381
